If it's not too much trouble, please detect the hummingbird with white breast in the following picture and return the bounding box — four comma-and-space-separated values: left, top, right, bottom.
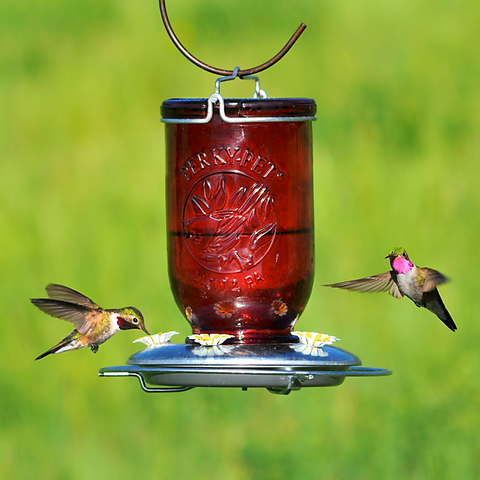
324, 247, 457, 332
32, 284, 150, 360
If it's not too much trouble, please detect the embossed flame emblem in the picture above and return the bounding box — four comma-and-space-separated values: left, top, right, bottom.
182, 173, 277, 273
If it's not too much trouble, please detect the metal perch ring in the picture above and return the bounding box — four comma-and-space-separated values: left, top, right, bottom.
159, 0, 307, 77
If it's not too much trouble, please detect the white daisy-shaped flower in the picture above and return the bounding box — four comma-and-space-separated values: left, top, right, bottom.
187, 333, 234, 346
292, 331, 340, 347
134, 331, 179, 347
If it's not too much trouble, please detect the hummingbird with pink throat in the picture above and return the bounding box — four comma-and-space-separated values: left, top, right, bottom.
32, 284, 150, 360
324, 247, 456, 332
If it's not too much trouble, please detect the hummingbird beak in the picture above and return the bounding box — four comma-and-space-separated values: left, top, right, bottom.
385, 254, 396, 259
141, 325, 150, 335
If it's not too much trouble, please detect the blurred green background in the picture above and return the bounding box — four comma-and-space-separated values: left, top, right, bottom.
1, 0, 479, 478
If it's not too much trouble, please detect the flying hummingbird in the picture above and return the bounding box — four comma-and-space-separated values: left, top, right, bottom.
32, 284, 150, 360
324, 247, 457, 332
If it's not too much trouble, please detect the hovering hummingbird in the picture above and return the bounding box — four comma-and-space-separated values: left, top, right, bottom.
32, 284, 149, 360
324, 247, 457, 332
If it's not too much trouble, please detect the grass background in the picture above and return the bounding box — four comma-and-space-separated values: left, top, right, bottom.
1, 0, 480, 478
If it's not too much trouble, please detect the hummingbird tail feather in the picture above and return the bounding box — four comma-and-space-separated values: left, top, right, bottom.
35, 348, 57, 360
424, 289, 457, 332
436, 305, 457, 332
35, 341, 68, 360
35, 331, 82, 360
441, 311, 457, 332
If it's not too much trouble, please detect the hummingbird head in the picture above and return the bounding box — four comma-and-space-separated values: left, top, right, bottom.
116, 307, 149, 335
385, 247, 413, 274
386, 247, 408, 259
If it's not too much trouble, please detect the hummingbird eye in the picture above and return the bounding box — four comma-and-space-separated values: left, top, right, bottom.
132, 317, 138, 324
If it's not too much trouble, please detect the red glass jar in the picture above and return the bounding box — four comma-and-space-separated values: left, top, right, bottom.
162, 97, 316, 343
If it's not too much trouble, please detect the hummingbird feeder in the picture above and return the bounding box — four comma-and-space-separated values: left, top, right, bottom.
99, 0, 391, 394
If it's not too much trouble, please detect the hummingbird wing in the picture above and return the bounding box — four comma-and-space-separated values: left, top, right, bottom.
419, 268, 448, 293
45, 284, 99, 309
31, 298, 97, 335
324, 271, 404, 299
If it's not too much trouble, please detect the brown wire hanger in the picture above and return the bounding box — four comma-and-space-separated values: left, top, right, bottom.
159, 0, 306, 77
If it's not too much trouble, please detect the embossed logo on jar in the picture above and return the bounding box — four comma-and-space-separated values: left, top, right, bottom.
182, 172, 277, 273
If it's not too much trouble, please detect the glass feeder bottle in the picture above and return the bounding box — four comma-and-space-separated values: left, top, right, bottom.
162, 82, 317, 344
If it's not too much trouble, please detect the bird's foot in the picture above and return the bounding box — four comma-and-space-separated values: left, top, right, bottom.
91, 344, 99, 354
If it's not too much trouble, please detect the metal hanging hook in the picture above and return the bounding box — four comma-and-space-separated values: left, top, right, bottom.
159, 0, 307, 77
